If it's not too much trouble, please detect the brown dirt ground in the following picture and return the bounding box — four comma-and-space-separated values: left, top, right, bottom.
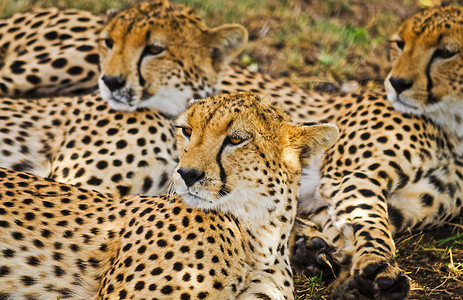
240, 0, 423, 91
395, 220, 463, 299
293, 219, 463, 299
241, 0, 459, 92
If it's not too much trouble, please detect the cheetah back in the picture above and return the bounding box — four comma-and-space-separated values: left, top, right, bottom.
0, 8, 102, 97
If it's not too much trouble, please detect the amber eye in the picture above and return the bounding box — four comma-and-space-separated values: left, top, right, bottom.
395, 40, 405, 50
227, 136, 245, 145
435, 48, 457, 59
181, 127, 192, 138
145, 44, 166, 56
104, 38, 114, 49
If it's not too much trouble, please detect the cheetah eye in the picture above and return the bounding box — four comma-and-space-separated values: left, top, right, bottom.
104, 38, 114, 49
395, 40, 405, 50
176, 126, 192, 138
226, 136, 246, 146
435, 48, 457, 59
145, 44, 166, 56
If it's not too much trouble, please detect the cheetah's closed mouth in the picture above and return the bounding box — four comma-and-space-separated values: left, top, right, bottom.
181, 191, 213, 204
396, 97, 419, 110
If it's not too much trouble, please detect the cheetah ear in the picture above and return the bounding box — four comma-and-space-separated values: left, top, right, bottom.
206, 24, 248, 72
288, 123, 339, 166
186, 97, 203, 107
105, 8, 120, 22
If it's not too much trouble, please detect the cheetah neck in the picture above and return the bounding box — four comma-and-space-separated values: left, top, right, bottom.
425, 96, 463, 153
297, 155, 324, 214
238, 191, 298, 268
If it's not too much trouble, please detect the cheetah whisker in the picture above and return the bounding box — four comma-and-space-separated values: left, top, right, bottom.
165, 179, 176, 195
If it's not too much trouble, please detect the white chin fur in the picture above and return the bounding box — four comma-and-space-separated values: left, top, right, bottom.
426, 95, 463, 140
384, 78, 397, 102
385, 81, 425, 115
98, 78, 137, 112
181, 193, 215, 209
98, 76, 195, 115
391, 99, 423, 115
174, 174, 272, 224
137, 87, 193, 115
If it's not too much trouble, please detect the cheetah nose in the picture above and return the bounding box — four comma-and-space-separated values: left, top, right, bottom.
177, 168, 205, 187
102, 75, 126, 92
389, 77, 413, 95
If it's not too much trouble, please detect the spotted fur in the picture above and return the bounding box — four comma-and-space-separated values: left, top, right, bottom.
0, 93, 177, 197
0, 92, 338, 299
0, 1, 248, 117
97, 1, 247, 115
0, 0, 317, 119
0, 8, 102, 97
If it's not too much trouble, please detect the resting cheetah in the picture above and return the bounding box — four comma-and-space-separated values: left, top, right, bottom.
291, 6, 463, 299
0, 92, 339, 299
0, 0, 308, 197
0, 0, 249, 116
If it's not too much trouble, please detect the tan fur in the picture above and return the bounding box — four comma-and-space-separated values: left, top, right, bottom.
288, 6, 463, 299
0, 93, 178, 197
384, 6, 463, 139
0, 1, 319, 121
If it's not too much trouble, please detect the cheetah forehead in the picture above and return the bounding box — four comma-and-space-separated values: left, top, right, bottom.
180, 92, 290, 132
105, 0, 208, 45
404, 6, 463, 37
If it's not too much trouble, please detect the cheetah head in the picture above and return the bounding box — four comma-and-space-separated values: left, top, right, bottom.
385, 6, 463, 133
173, 92, 339, 222
98, 0, 247, 115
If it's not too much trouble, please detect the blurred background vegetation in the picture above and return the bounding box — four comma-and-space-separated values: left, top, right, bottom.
1, 0, 462, 298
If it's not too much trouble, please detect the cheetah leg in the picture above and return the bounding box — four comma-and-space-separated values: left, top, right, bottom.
289, 216, 342, 282
236, 271, 294, 300
319, 176, 410, 300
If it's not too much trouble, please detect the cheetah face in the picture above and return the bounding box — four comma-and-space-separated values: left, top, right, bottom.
385, 6, 463, 121
97, 1, 247, 115
172, 92, 338, 219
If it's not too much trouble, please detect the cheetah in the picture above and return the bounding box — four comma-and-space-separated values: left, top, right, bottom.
0, 0, 248, 116
97, 1, 247, 115
0, 92, 339, 299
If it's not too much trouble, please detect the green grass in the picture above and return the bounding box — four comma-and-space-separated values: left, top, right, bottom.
0, 0, 137, 16
294, 272, 329, 299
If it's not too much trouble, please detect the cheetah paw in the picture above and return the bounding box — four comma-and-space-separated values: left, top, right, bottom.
331, 260, 410, 300
291, 235, 341, 282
